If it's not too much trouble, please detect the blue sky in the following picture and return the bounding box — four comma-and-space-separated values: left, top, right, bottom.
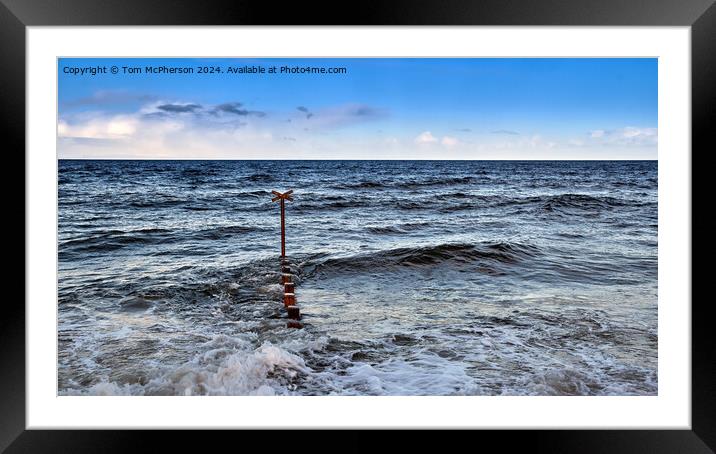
57, 58, 657, 159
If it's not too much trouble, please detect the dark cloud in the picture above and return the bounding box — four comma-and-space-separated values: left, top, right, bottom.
157, 103, 202, 113
335, 104, 386, 121
491, 129, 520, 135
214, 102, 248, 115
297, 106, 313, 119
282, 136, 296, 141
213, 102, 266, 117
143, 111, 169, 119
299, 103, 387, 130
455, 128, 472, 132
142, 101, 266, 123
352, 106, 380, 117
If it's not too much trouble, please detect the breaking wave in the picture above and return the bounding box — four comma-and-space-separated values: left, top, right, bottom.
300, 242, 540, 277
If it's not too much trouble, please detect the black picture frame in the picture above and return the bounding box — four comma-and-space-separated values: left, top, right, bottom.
5, 0, 713, 451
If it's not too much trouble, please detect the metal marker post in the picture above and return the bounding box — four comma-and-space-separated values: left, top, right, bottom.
271, 190, 293, 258
271, 190, 301, 327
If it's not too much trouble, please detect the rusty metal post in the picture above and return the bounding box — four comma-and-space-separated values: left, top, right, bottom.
280, 198, 286, 258
271, 190, 301, 328
283, 293, 296, 307
271, 190, 293, 259
287, 305, 301, 320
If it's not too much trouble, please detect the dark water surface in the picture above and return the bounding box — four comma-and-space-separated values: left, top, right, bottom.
58, 160, 657, 395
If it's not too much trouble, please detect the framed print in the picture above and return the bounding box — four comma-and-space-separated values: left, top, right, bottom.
7, 0, 714, 451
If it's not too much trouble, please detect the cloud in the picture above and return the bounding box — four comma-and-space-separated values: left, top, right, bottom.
526, 134, 556, 149
303, 103, 387, 129
157, 103, 202, 113
477, 133, 557, 153
57, 100, 391, 158
58, 115, 140, 139
58, 108, 275, 159
588, 127, 657, 146
138, 100, 266, 120
214, 102, 245, 114
57, 137, 118, 147
212, 102, 266, 117
414, 132, 459, 146
415, 131, 438, 144
351, 106, 381, 117
491, 129, 520, 135
297, 106, 313, 119
622, 126, 656, 139
455, 128, 472, 132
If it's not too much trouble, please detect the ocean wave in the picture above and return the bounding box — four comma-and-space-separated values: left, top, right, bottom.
330, 176, 476, 190
397, 176, 475, 189
120, 192, 189, 209
236, 189, 271, 198
366, 225, 404, 234
62, 337, 309, 396
247, 173, 276, 182
292, 200, 371, 212
376, 192, 653, 214
190, 225, 261, 241
300, 242, 539, 277
59, 224, 260, 256
179, 167, 222, 178
59, 228, 174, 252
365, 221, 432, 235
540, 193, 642, 211
332, 181, 387, 189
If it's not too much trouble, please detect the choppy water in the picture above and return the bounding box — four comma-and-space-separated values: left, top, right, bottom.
58, 160, 657, 396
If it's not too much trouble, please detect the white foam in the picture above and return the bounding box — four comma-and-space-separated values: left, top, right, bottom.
63, 338, 310, 396
316, 351, 484, 396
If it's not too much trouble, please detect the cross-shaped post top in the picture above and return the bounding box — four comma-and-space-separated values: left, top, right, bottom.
271, 190, 294, 202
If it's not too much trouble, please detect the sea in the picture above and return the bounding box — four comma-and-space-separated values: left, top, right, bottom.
57, 160, 658, 396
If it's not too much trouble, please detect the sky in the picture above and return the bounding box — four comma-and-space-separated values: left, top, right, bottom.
57, 58, 657, 160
